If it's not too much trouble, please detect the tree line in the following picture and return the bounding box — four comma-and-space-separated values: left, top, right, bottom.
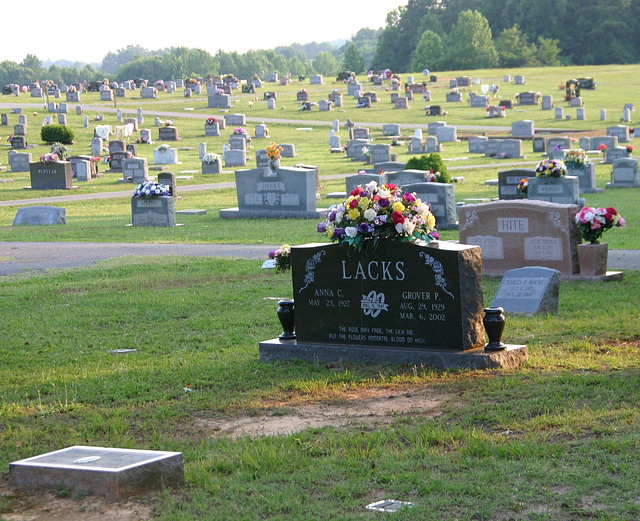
1, 0, 638, 87
370, 0, 640, 72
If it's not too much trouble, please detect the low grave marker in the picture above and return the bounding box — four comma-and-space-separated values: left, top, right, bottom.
491, 267, 561, 315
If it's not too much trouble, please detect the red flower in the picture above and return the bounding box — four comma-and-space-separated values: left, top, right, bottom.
350, 188, 361, 196
349, 198, 359, 209
383, 183, 397, 191
391, 211, 405, 225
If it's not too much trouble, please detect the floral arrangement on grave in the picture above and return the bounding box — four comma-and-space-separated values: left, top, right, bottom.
50, 142, 69, 160
517, 178, 529, 195
597, 143, 608, 155
268, 244, 291, 272
563, 148, 589, 169
266, 142, 283, 161
7, 135, 14, 145
39, 152, 60, 164
233, 127, 247, 135
135, 136, 150, 144
317, 181, 439, 252
202, 152, 221, 164
626, 145, 634, 154
206, 117, 217, 126
155, 143, 170, 151
575, 207, 625, 244
298, 88, 307, 94
535, 158, 567, 178
90, 156, 101, 164
133, 180, 171, 199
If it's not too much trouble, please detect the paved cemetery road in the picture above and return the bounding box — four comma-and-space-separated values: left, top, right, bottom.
1, 241, 639, 277
0, 241, 281, 276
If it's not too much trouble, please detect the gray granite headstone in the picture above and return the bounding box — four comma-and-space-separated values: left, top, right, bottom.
403, 182, 458, 229
13, 206, 66, 225
10, 445, 183, 501
491, 267, 561, 314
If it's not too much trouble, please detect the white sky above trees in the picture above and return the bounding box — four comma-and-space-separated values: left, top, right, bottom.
3, 0, 403, 65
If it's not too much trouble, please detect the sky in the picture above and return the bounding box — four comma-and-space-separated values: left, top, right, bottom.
2, 0, 404, 65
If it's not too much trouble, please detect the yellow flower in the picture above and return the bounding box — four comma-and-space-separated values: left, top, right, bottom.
392, 202, 405, 213
348, 208, 360, 220
327, 224, 335, 238
426, 213, 436, 228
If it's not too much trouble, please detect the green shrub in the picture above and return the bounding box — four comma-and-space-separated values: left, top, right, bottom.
40, 124, 75, 145
405, 153, 450, 183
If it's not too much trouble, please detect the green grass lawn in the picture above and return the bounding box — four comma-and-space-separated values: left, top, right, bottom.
0, 64, 639, 520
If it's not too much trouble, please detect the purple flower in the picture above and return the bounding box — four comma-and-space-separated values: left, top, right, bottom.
317, 222, 327, 233
334, 227, 345, 238
378, 198, 390, 208
358, 222, 373, 233
329, 210, 336, 222
268, 250, 276, 259
374, 215, 387, 226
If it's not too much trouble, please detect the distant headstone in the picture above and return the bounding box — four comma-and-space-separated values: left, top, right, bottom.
8, 151, 32, 172
491, 267, 561, 314
607, 157, 640, 188
403, 182, 458, 229
220, 166, 321, 218
29, 161, 74, 190
153, 147, 179, 165
13, 206, 66, 225
122, 157, 149, 183
498, 169, 533, 200
158, 126, 180, 141
512, 120, 534, 137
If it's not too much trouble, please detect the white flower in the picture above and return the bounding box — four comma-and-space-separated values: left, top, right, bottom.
335, 212, 343, 224
395, 223, 404, 233
378, 189, 390, 198
345, 227, 358, 237
404, 220, 415, 234
363, 208, 377, 221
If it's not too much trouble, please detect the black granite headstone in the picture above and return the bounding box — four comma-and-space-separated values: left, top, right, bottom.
291, 241, 484, 351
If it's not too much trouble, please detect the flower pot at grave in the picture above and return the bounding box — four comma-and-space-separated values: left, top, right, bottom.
577, 243, 608, 276
202, 160, 221, 174
268, 158, 280, 173
131, 196, 176, 227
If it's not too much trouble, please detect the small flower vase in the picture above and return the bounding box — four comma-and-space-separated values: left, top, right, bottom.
483, 307, 506, 351
268, 158, 280, 173
578, 243, 608, 276
277, 300, 296, 340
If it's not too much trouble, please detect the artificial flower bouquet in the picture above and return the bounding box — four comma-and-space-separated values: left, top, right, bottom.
535, 158, 567, 177
317, 181, 439, 251
133, 181, 171, 199
563, 148, 589, 169
575, 207, 625, 244
268, 244, 291, 272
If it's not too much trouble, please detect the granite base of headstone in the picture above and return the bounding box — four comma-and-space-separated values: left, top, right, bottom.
9, 446, 183, 501
13, 206, 66, 225
219, 166, 325, 219
490, 267, 561, 315
259, 241, 527, 370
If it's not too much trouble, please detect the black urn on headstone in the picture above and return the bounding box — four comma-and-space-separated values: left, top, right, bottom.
483, 307, 506, 351
277, 300, 296, 340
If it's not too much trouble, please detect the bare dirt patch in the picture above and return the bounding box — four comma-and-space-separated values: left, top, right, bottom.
200, 386, 448, 439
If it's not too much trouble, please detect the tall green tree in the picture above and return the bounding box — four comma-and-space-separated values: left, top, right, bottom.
443, 10, 498, 70
410, 30, 444, 72
495, 25, 537, 68
341, 44, 365, 74
313, 51, 338, 76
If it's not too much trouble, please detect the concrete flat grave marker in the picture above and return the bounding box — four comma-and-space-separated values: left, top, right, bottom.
10, 446, 183, 501
491, 267, 561, 315
13, 206, 66, 225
